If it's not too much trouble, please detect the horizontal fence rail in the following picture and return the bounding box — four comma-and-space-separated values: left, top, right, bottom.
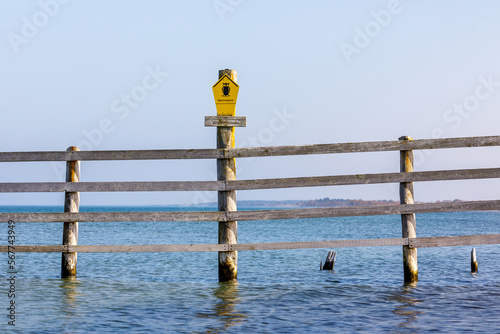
1, 234, 499, 253
0, 149, 223, 162
1, 200, 499, 223
0, 135, 499, 162
1, 167, 500, 193
226, 135, 500, 158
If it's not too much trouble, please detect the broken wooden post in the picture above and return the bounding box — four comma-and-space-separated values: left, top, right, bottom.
399, 136, 418, 283
61, 146, 80, 277
205, 69, 246, 282
471, 248, 478, 273
322, 251, 337, 270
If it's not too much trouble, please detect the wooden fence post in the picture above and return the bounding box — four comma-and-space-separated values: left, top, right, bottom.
61, 146, 80, 277
217, 69, 238, 282
399, 136, 418, 283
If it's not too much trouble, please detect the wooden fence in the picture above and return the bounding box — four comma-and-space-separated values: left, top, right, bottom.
1, 133, 500, 283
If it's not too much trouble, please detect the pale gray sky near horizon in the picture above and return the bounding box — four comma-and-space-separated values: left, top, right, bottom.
1, 0, 499, 206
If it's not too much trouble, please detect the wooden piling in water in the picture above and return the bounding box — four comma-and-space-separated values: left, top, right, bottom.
471, 248, 478, 273
217, 69, 238, 282
322, 251, 337, 270
61, 146, 80, 277
399, 136, 418, 283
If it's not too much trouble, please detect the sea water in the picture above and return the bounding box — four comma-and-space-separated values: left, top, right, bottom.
0, 206, 499, 333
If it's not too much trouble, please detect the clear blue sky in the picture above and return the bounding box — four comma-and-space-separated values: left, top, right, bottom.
1, 0, 499, 206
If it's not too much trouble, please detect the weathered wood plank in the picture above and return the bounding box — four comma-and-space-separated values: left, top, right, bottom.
0, 245, 71, 252
2, 168, 499, 193
228, 238, 409, 250
205, 116, 247, 127
409, 234, 500, 248
0, 244, 228, 253
0, 239, 408, 253
0, 200, 498, 223
1, 234, 497, 253
227, 200, 500, 221
0, 136, 499, 161
0, 149, 223, 162
0, 211, 224, 222
0, 181, 224, 192
225, 168, 500, 191
224, 135, 500, 158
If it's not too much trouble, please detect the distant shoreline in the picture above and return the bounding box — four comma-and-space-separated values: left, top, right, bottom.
196, 198, 466, 208
197, 198, 399, 208
0, 198, 467, 209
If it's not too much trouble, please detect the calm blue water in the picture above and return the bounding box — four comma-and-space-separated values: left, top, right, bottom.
0, 206, 499, 333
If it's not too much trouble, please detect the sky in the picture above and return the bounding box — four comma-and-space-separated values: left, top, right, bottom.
1, 0, 499, 206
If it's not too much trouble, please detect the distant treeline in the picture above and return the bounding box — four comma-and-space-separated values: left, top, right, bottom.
198, 198, 463, 208
199, 198, 398, 208
296, 198, 399, 207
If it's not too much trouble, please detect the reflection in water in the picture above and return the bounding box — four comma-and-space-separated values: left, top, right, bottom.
197, 281, 247, 333
389, 284, 423, 331
59, 277, 82, 317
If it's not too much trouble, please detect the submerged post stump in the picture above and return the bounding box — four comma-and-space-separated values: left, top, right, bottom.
61, 146, 80, 277
471, 248, 478, 273
399, 136, 418, 283
322, 251, 337, 270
